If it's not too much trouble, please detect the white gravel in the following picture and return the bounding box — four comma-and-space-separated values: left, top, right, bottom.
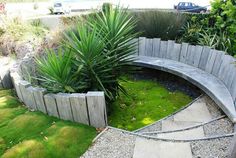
204, 95, 223, 118
204, 118, 234, 136
191, 137, 233, 158
81, 128, 135, 158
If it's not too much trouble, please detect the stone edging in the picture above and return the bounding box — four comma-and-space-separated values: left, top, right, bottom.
9, 55, 107, 128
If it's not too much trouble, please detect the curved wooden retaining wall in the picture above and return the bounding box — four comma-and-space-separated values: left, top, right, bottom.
134, 37, 236, 108
9, 55, 107, 128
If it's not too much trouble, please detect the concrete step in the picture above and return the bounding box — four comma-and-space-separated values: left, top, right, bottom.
133, 137, 192, 158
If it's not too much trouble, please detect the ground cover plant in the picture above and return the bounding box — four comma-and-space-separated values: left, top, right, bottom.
108, 76, 192, 131
0, 89, 96, 158
36, 6, 138, 102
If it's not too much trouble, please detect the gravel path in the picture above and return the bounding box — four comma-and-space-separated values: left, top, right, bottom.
204, 95, 223, 118
191, 137, 233, 158
81, 128, 135, 158
204, 118, 234, 136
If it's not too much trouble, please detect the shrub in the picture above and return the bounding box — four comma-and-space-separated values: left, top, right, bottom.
179, 0, 236, 56
36, 7, 138, 101
132, 10, 188, 40
178, 22, 203, 44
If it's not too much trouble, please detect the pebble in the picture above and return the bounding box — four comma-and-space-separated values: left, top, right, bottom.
81, 129, 135, 158
191, 137, 232, 158
204, 118, 234, 136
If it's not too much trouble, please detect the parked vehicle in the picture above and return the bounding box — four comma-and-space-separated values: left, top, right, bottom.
53, 1, 71, 14
174, 2, 207, 13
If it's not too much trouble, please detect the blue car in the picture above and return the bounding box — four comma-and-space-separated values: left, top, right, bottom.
174, 2, 207, 13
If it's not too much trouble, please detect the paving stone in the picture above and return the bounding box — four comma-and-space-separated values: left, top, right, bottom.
174, 102, 212, 123
133, 137, 192, 158
161, 119, 198, 131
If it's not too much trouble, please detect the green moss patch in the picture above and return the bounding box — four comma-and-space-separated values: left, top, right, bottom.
0, 89, 96, 158
2, 140, 47, 158
109, 76, 192, 131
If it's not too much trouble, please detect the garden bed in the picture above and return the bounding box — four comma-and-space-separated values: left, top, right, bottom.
108, 68, 201, 131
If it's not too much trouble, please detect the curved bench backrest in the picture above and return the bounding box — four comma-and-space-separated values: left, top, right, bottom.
136, 37, 236, 107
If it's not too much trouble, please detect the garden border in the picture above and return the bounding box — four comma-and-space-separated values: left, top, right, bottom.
8, 54, 107, 128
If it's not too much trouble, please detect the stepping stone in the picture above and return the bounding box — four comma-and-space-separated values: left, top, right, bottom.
174, 102, 212, 123
156, 127, 204, 140
162, 119, 198, 131
133, 137, 192, 158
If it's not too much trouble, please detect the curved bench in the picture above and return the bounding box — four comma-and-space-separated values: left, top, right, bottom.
133, 37, 236, 124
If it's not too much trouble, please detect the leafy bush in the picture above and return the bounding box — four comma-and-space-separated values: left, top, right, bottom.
36, 7, 138, 101
179, 0, 236, 56
178, 22, 203, 44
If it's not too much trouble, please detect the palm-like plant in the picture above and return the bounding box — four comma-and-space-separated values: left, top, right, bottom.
36, 7, 138, 101
36, 49, 77, 93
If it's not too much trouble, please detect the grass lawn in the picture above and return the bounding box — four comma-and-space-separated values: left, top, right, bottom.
0, 89, 96, 158
108, 76, 192, 131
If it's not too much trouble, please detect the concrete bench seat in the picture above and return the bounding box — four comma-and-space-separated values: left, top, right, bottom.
134, 55, 236, 122
133, 37, 236, 124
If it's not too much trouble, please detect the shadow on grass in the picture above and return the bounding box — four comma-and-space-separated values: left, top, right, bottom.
0, 89, 96, 158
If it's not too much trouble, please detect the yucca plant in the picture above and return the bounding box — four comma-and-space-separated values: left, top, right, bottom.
36, 6, 138, 102
36, 48, 77, 93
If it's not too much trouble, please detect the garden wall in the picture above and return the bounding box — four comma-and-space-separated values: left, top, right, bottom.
9, 55, 107, 128
135, 37, 236, 107
0, 57, 15, 89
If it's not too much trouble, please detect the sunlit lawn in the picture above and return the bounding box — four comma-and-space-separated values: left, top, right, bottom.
0, 89, 96, 158
109, 76, 192, 131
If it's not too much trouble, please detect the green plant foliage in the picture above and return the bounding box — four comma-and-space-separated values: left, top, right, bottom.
36, 49, 77, 93
210, 0, 236, 55
37, 7, 138, 101
0, 89, 96, 158
178, 21, 203, 44
179, 0, 236, 56
109, 76, 192, 131
133, 10, 188, 40
102, 2, 113, 13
